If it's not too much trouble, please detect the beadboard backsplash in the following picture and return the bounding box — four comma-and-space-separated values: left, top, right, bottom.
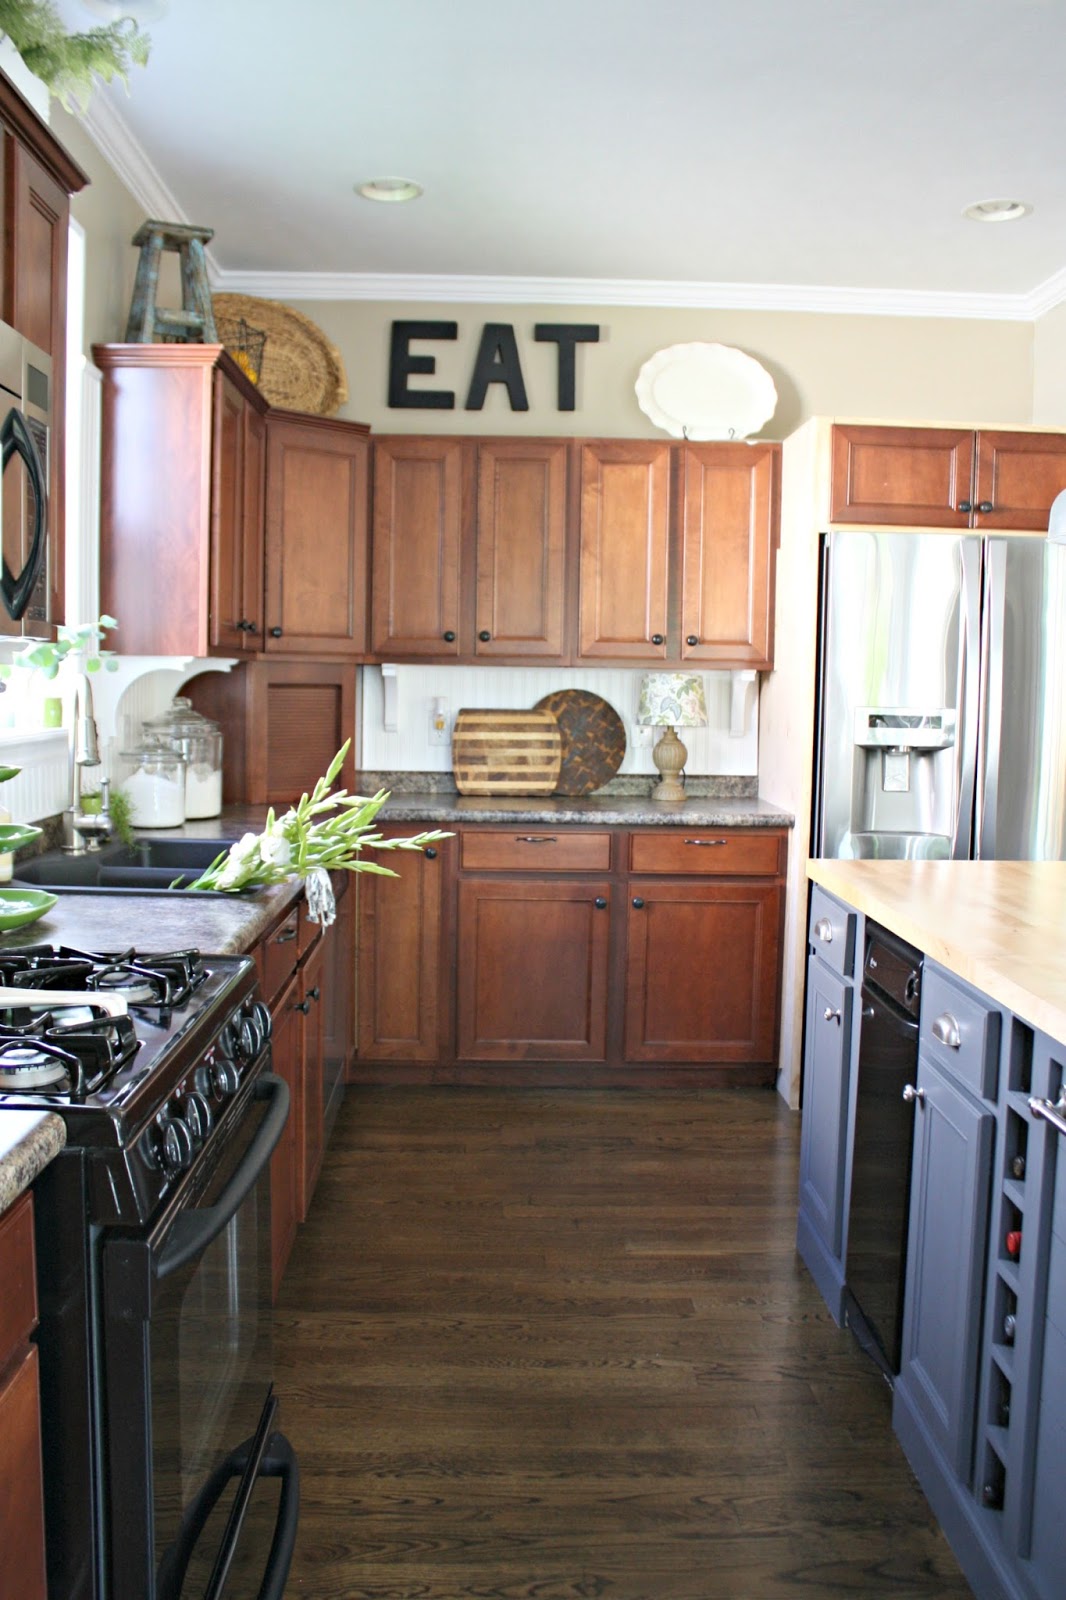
360, 666, 759, 776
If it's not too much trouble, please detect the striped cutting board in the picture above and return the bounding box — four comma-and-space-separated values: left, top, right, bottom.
452, 709, 563, 795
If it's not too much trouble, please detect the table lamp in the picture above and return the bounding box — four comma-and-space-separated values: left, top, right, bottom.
637, 672, 708, 802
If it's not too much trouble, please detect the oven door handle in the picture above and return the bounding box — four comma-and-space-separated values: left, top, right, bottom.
155, 1072, 289, 1281
156, 1397, 300, 1600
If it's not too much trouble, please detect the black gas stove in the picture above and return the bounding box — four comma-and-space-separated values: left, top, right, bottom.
4, 940, 297, 1600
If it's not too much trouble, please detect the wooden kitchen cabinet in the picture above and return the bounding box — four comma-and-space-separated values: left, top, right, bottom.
264, 409, 370, 656
356, 827, 447, 1063
0, 70, 88, 639
830, 423, 1066, 532
96, 344, 269, 657
456, 877, 612, 1061
268, 970, 301, 1301
321, 872, 354, 1144
577, 440, 671, 660
371, 436, 568, 660
295, 935, 327, 1219
680, 442, 779, 668
0, 1192, 48, 1600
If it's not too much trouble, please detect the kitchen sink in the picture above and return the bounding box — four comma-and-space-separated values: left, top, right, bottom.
13, 838, 237, 894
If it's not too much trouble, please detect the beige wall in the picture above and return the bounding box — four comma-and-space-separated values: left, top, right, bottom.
1032, 303, 1066, 426
292, 299, 1034, 438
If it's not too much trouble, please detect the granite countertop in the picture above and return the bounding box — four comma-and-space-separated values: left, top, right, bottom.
0, 1111, 65, 1212
808, 859, 1066, 1042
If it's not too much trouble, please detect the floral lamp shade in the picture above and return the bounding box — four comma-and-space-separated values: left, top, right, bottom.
637, 673, 708, 728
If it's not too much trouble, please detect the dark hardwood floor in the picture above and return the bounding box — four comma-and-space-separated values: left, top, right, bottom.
274, 1087, 972, 1599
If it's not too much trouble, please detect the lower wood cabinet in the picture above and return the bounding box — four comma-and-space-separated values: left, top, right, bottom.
456, 878, 611, 1061
268, 972, 301, 1302
354, 823, 787, 1084
0, 1192, 47, 1600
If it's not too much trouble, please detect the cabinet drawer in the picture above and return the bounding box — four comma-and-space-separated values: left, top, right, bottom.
920, 963, 1000, 1102
628, 829, 785, 877
808, 885, 858, 979
460, 830, 611, 873
0, 1194, 38, 1368
259, 908, 301, 1009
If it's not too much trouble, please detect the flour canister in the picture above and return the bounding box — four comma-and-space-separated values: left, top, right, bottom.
144, 697, 224, 819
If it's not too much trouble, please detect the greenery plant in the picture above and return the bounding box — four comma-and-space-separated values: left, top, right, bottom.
0, 614, 119, 682
80, 783, 135, 847
0, 0, 150, 110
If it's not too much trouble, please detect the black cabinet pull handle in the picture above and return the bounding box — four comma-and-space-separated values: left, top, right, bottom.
957, 500, 972, 513
684, 837, 726, 847
246, 621, 259, 634
594, 896, 607, 910
270, 626, 283, 637
632, 896, 645, 909
273, 926, 297, 945
650, 633, 664, 646
442, 630, 456, 642
425, 846, 437, 859
517, 834, 557, 844
686, 635, 699, 647
236, 619, 250, 631
478, 630, 491, 642
977, 501, 994, 514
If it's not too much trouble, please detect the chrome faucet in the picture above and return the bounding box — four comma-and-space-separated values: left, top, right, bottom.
63, 673, 112, 854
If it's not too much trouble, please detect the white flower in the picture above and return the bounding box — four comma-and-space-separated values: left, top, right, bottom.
216, 855, 251, 889
232, 832, 261, 861
260, 833, 293, 870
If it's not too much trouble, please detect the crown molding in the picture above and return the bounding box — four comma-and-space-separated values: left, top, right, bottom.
78, 97, 1066, 323
77, 93, 222, 279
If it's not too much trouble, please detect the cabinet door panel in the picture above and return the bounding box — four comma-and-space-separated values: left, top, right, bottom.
0, 1343, 47, 1600
209, 373, 249, 651
299, 939, 327, 1219
264, 414, 369, 654
798, 959, 853, 1258
269, 976, 301, 1302
475, 440, 567, 657
624, 882, 782, 1063
897, 1055, 993, 1480
358, 832, 443, 1061
681, 442, 779, 667
973, 431, 1066, 533
456, 880, 610, 1061
242, 401, 266, 638
1029, 1217, 1066, 1600
578, 441, 670, 659
372, 438, 462, 655
830, 425, 974, 528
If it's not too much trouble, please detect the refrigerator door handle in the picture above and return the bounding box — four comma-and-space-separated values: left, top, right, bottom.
951, 539, 982, 859
975, 540, 1006, 860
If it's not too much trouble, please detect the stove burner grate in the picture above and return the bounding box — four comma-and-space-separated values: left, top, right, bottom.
0, 1002, 142, 1099
0, 945, 207, 1028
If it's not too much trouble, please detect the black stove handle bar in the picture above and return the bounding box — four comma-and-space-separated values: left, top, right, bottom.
155, 1072, 289, 1281
156, 1393, 299, 1600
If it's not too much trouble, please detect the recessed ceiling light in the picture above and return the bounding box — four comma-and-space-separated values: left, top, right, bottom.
962, 198, 1033, 223
355, 177, 423, 205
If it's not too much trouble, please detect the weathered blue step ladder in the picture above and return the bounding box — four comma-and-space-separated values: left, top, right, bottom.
125, 220, 218, 343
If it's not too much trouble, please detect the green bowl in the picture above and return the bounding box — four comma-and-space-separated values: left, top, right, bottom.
0, 887, 59, 931
0, 823, 43, 854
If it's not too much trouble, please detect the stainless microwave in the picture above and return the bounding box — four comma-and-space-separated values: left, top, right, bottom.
0, 320, 51, 627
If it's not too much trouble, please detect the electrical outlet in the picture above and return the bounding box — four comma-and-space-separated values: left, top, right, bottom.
633, 724, 654, 747
428, 701, 451, 746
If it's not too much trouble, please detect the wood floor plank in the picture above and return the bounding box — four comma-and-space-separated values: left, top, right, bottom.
274, 1087, 972, 1598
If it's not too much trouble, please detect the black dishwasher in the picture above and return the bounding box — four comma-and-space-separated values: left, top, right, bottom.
844, 920, 923, 1381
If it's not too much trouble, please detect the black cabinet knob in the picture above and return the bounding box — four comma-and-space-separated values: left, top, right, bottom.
957, 500, 972, 513
686, 634, 699, 647
977, 501, 994, 514
594, 896, 607, 909
308, 985, 321, 1002
270, 626, 282, 638
478, 630, 491, 642
295, 998, 311, 1015
650, 633, 664, 646
442, 630, 456, 642
632, 896, 645, 909
425, 846, 437, 859
237, 619, 250, 631
247, 621, 259, 634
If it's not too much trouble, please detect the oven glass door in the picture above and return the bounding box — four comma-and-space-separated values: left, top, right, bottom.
103, 1069, 296, 1600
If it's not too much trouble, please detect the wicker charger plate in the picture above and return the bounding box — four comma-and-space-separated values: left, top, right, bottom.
212, 293, 349, 416
533, 690, 626, 795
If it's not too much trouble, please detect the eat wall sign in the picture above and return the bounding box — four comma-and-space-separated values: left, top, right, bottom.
388, 320, 600, 412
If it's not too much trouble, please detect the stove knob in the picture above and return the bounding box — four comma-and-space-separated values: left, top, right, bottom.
247, 999, 272, 1042
158, 1115, 194, 1178
238, 1013, 265, 1061
217, 1020, 239, 1059
182, 1092, 212, 1147
212, 1057, 241, 1100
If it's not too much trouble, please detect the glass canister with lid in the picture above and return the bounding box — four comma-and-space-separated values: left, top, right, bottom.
120, 735, 187, 828
144, 697, 224, 819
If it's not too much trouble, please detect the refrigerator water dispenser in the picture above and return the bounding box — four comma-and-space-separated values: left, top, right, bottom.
845, 708, 957, 859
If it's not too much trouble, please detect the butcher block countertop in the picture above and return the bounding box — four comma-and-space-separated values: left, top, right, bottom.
808, 858, 1066, 1043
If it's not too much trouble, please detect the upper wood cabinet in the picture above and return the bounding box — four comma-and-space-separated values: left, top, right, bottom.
371, 435, 568, 660
830, 424, 1066, 532
576, 439, 780, 667
578, 440, 671, 660
0, 70, 88, 639
264, 409, 370, 656
96, 344, 268, 657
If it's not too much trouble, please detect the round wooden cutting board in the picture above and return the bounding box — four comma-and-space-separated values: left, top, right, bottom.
533, 690, 627, 796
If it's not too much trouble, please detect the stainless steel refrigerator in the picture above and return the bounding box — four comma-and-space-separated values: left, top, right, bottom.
813, 530, 1066, 862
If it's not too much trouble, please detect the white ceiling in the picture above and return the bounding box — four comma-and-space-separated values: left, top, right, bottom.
64, 0, 1066, 310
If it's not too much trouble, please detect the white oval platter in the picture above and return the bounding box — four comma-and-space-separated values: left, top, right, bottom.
634, 342, 778, 441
